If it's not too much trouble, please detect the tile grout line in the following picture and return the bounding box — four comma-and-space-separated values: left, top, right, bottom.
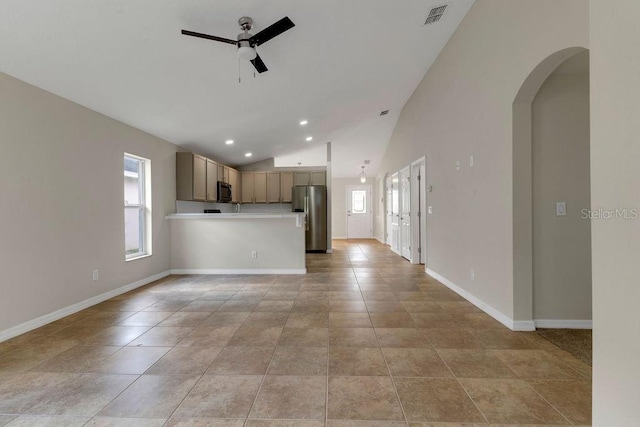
433, 346, 492, 425
371, 264, 411, 427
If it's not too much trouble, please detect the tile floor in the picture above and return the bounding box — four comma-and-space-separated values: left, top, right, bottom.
0, 240, 592, 426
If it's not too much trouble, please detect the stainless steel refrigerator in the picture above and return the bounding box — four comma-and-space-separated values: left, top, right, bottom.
292, 185, 327, 252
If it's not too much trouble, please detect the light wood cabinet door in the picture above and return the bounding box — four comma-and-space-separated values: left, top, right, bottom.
294, 171, 310, 186
280, 172, 294, 203
241, 172, 254, 203
267, 172, 280, 203
206, 159, 218, 202
253, 172, 267, 203
229, 168, 240, 202
310, 171, 326, 185
192, 154, 207, 201
217, 164, 225, 183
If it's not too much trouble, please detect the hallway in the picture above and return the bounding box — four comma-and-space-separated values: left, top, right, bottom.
0, 240, 591, 425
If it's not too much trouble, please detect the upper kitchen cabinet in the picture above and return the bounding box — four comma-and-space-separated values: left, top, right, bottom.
241, 172, 254, 203
280, 172, 294, 203
218, 164, 230, 183
294, 171, 326, 186
267, 172, 280, 203
206, 159, 217, 202
176, 152, 207, 201
228, 167, 240, 203
310, 171, 326, 185
294, 171, 310, 186
241, 172, 267, 203
254, 172, 267, 203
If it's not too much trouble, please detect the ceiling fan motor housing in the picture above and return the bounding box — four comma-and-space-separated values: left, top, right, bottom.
237, 32, 256, 60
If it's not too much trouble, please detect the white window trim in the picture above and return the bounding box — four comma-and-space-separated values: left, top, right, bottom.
124, 153, 152, 261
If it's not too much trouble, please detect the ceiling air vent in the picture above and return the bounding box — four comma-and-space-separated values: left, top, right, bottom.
424, 4, 448, 25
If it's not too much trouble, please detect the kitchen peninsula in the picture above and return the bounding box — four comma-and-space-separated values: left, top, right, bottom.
167, 212, 306, 274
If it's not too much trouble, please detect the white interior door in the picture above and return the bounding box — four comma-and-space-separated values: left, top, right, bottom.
346, 185, 372, 238
390, 173, 400, 254
400, 166, 411, 260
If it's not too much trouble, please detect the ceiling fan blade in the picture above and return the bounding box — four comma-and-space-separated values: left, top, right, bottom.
250, 54, 269, 73
181, 30, 237, 45
249, 16, 295, 46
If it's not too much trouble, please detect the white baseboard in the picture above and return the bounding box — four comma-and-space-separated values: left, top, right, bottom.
426, 268, 536, 332
375, 236, 386, 245
171, 268, 306, 275
534, 319, 593, 329
332, 236, 348, 240
0, 270, 171, 343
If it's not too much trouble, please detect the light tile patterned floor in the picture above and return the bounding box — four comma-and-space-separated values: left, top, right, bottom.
0, 240, 592, 426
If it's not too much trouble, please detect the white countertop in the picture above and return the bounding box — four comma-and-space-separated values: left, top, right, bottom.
166, 212, 305, 226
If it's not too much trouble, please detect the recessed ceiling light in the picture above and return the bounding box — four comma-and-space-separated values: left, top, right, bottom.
245, 152, 252, 157
299, 120, 308, 126
225, 139, 234, 145
305, 136, 313, 142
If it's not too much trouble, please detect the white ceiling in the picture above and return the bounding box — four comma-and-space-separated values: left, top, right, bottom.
0, 0, 474, 178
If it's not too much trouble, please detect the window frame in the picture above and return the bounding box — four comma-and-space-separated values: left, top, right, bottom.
124, 153, 152, 261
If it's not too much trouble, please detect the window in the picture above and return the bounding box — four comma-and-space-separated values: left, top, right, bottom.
124, 153, 151, 260
352, 190, 367, 214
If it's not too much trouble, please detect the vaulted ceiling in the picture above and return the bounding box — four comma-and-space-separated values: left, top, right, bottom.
0, 0, 474, 177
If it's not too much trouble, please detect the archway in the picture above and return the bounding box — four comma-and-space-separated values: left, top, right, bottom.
512, 47, 590, 326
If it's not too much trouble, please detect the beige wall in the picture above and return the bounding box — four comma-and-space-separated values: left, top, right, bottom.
377, 0, 588, 324
590, 0, 640, 423
532, 56, 592, 321
331, 178, 374, 238
0, 72, 179, 334
170, 217, 305, 272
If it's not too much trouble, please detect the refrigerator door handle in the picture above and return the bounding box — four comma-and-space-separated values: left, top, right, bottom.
304, 196, 310, 231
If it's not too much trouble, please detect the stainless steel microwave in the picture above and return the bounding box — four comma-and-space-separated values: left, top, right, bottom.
217, 181, 232, 202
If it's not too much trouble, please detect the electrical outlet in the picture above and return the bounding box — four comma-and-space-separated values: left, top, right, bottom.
428, 206, 433, 214
251, 251, 257, 259
470, 268, 475, 281
470, 155, 474, 167
92, 269, 99, 281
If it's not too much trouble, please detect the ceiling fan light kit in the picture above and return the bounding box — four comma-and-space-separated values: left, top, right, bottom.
181, 16, 295, 74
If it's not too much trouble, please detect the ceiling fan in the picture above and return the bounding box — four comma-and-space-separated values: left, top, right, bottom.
181, 16, 295, 73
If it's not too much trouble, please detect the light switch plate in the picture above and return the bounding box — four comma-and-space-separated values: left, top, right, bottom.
556, 202, 566, 216
456, 161, 460, 171
428, 206, 433, 214
470, 155, 474, 167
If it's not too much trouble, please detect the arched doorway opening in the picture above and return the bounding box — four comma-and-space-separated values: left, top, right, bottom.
513, 47, 591, 327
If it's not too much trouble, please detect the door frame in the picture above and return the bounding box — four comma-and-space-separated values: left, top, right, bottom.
411, 157, 427, 265
345, 184, 373, 239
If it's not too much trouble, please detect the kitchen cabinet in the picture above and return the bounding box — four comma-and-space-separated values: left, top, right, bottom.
241, 172, 267, 203
241, 172, 254, 203
228, 167, 240, 203
176, 152, 207, 201
254, 172, 267, 203
280, 172, 293, 203
206, 159, 217, 202
267, 172, 280, 203
218, 164, 229, 183
294, 171, 310, 186
294, 171, 326, 186
310, 171, 326, 185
